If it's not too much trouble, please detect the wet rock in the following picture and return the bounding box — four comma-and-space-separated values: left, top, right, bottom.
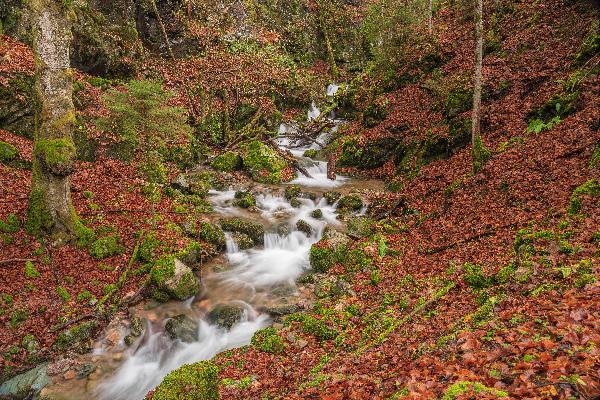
207, 303, 245, 330
53, 321, 98, 353
271, 285, 297, 297
0, 364, 50, 399
263, 304, 300, 317
232, 191, 257, 208
323, 191, 341, 205
311, 209, 323, 219
285, 185, 301, 200
124, 317, 145, 346
289, 198, 301, 208
323, 228, 351, 249
337, 194, 363, 212
63, 370, 77, 380
165, 314, 199, 343
198, 221, 226, 250
219, 217, 265, 245
76, 364, 96, 380
277, 224, 290, 236
172, 174, 191, 193
150, 257, 201, 301
296, 219, 313, 235
232, 233, 255, 250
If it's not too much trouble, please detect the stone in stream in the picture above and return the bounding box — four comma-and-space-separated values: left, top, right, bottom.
206, 303, 246, 330
311, 209, 323, 219
296, 219, 313, 236
0, 363, 50, 399
165, 314, 199, 343
124, 316, 145, 346
232, 190, 257, 208
277, 224, 290, 236
219, 217, 265, 245
232, 232, 255, 250
197, 221, 226, 250
323, 191, 341, 205
150, 257, 201, 301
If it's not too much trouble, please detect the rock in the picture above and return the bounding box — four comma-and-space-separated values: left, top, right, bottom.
289, 198, 301, 208
0, 364, 50, 399
346, 216, 376, 238
219, 217, 265, 245
198, 221, 226, 250
337, 194, 364, 212
295, 339, 308, 349
53, 321, 98, 353
150, 257, 201, 301
323, 228, 351, 249
63, 370, 77, 380
165, 314, 199, 343
232, 191, 257, 208
263, 304, 299, 317
124, 316, 145, 346
310, 209, 323, 219
277, 224, 290, 236
296, 219, 313, 235
323, 191, 341, 205
314, 278, 352, 298
207, 303, 245, 330
76, 364, 96, 380
172, 174, 191, 193
21, 335, 39, 354
240, 140, 292, 184
211, 151, 242, 172
285, 185, 301, 200
232, 233, 255, 250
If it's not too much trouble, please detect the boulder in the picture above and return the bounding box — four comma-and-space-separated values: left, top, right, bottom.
232, 233, 255, 250
296, 219, 313, 236
150, 257, 201, 301
219, 217, 265, 245
165, 314, 199, 343
206, 303, 245, 329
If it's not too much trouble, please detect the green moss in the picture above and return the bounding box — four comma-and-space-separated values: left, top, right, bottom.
150, 255, 200, 301
574, 21, 599, 66
337, 194, 363, 212
53, 321, 97, 352
0, 141, 18, 163
211, 151, 242, 172
89, 234, 123, 259
233, 191, 257, 208
309, 245, 337, 273
219, 217, 265, 245
24, 261, 40, 279
303, 149, 318, 159
56, 286, 71, 302
21, 335, 38, 353
138, 232, 162, 263
287, 314, 337, 341
0, 213, 20, 233
472, 135, 491, 174
337, 137, 402, 169
346, 217, 376, 239
152, 361, 219, 400
10, 308, 28, 328
323, 191, 341, 205
240, 140, 289, 184
462, 263, 492, 290
285, 184, 301, 200
310, 209, 323, 219
251, 327, 285, 353
441, 381, 508, 399
568, 179, 600, 215
76, 290, 94, 303
590, 141, 600, 168
198, 221, 226, 250
34, 137, 76, 173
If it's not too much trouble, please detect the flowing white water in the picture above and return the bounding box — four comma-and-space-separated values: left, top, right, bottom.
96, 87, 348, 400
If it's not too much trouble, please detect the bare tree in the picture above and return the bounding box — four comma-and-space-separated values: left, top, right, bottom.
27, 0, 87, 239
428, 0, 433, 33
471, 0, 489, 173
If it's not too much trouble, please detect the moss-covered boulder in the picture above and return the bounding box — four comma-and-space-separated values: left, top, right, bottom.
211, 151, 242, 172
165, 314, 199, 343
0, 141, 18, 164
177, 241, 215, 267
323, 191, 341, 205
89, 235, 123, 259
337, 194, 364, 212
198, 221, 226, 250
240, 140, 290, 184
296, 219, 313, 236
232, 191, 256, 208
231, 233, 255, 250
206, 303, 245, 329
0, 74, 35, 139
251, 327, 284, 353
152, 361, 219, 400
219, 217, 265, 245
150, 256, 200, 301
303, 149, 318, 159
310, 209, 323, 219
53, 321, 98, 353
284, 184, 301, 200
346, 217, 376, 238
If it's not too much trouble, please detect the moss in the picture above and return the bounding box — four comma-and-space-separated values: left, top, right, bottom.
24, 261, 40, 279
590, 141, 600, 169
10, 309, 28, 328
441, 381, 508, 399
240, 140, 289, 184
0, 141, 18, 163
0, 213, 20, 233
310, 209, 323, 219
152, 361, 219, 400
233, 191, 257, 208
323, 191, 341, 205
337, 194, 363, 212
346, 217, 376, 239
21, 335, 39, 353
150, 255, 200, 301
198, 221, 226, 250
472, 135, 491, 174
444, 87, 473, 119
89, 234, 123, 259
296, 219, 313, 236
527, 90, 579, 128
462, 263, 493, 290
363, 99, 389, 128
568, 179, 600, 215
303, 149, 318, 159
309, 244, 348, 273
138, 232, 162, 263
287, 314, 337, 341
251, 327, 284, 353
219, 217, 265, 245
211, 151, 242, 172
574, 21, 599, 66
232, 233, 255, 250
56, 286, 71, 302
337, 137, 402, 169
34, 137, 76, 175
53, 321, 97, 352
285, 184, 301, 200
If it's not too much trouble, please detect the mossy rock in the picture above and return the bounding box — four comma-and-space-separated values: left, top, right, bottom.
337, 137, 403, 169
137, 232, 162, 263
309, 244, 345, 273
53, 321, 97, 353
165, 314, 199, 343
231, 233, 255, 250
211, 151, 242, 172
0, 74, 35, 139
443, 87, 473, 119
346, 217, 376, 238
527, 90, 580, 124
198, 221, 226, 250
177, 241, 214, 267
323, 191, 341, 205
284, 184, 301, 200
150, 256, 200, 301
0, 141, 18, 163
251, 327, 284, 353
310, 209, 323, 219
303, 149, 318, 159
337, 194, 363, 212
232, 191, 256, 208
240, 140, 290, 184
286, 314, 337, 341
296, 219, 312, 236
89, 235, 123, 259
568, 179, 599, 215
219, 217, 265, 245
206, 303, 245, 329
152, 361, 219, 400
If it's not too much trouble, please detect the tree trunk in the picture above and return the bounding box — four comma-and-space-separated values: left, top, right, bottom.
27, 0, 84, 238
428, 0, 433, 34
471, 0, 487, 173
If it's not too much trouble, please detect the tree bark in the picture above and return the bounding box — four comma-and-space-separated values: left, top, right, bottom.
27, 0, 82, 238
471, 0, 485, 173
428, 0, 433, 34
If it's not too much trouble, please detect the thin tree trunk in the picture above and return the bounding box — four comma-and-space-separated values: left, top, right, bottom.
428, 0, 433, 34
471, 0, 485, 173
27, 0, 82, 237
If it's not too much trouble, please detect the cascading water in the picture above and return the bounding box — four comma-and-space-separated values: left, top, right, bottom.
92, 89, 349, 400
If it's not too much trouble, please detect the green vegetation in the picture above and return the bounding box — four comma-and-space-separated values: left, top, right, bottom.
567, 179, 599, 215
287, 314, 337, 341
55, 286, 71, 302
0, 213, 20, 233
285, 184, 301, 200
152, 361, 219, 400
219, 217, 265, 245
441, 381, 508, 399
303, 149, 318, 159
0, 141, 18, 163
198, 221, 226, 250
240, 140, 290, 184
211, 151, 242, 172
24, 261, 40, 279
337, 194, 363, 212
137, 232, 162, 263
150, 255, 200, 300
89, 234, 123, 259
53, 321, 97, 352
233, 191, 256, 208
251, 327, 285, 353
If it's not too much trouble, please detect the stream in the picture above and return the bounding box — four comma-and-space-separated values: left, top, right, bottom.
37, 93, 381, 400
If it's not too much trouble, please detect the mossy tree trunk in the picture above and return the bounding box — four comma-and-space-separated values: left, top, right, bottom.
471, 0, 489, 173
27, 0, 85, 239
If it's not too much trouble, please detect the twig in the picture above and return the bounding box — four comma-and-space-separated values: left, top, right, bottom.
0, 258, 34, 266
49, 313, 97, 333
